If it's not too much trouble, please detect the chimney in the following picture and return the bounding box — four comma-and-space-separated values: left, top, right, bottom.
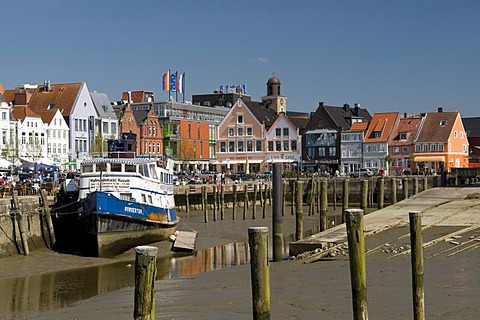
44, 80, 51, 92
438, 106, 443, 113
318, 101, 324, 108
127, 91, 132, 104
404, 112, 407, 118
343, 103, 350, 113
354, 103, 360, 116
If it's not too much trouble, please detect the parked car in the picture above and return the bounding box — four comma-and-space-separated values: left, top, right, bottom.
257, 171, 272, 179
350, 168, 373, 178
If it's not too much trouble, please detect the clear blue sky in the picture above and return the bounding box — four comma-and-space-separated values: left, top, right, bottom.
2, 0, 480, 116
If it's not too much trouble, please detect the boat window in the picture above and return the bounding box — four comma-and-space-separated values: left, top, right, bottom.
141, 194, 146, 203
83, 164, 93, 173
140, 165, 149, 177
148, 195, 153, 204
111, 163, 122, 172
96, 163, 107, 172
120, 193, 132, 201
125, 164, 136, 173
149, 164, 158, 179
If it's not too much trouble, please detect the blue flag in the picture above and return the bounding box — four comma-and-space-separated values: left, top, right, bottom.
170, 72, 177, 92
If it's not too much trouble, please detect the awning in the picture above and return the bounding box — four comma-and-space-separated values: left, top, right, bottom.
414, 156, 445, 162
248, 159, 263, 164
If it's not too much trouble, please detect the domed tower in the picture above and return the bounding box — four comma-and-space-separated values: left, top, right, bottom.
262, 73, 287, 114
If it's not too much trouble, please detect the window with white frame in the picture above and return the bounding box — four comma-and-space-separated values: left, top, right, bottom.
402, 147, 409, 153
283, 140, 289, 151
238, 141, 244, 152
237, 114, 243, 124
283, 128, 289, 136
430, 144, 436, 151
228, 128, 234, 137
329, 147, 336, 156
275, 141, 281, 151
228, 141, 234, 152
256, 140, 262, 151
399, 132, 407, 140
415, 144, 421, 152
463, 144, 467, 152
275, 128, 281, 136
460, 131, 464, 138
393, 147, 400, 153
220, 141, 226, 152
247, 140, 253, 151
438, 144, 444, 151
423, 144, 428, 151
237, 127, 243, 136
246, 127, 252, 136
454, 131, 458, 138
291, 140, 297, 151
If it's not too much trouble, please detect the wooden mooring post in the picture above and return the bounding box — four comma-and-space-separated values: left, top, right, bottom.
342, 178, 349, 223
248, 227, 271, 320
232, 184, 237, 220
11, 191, 29, 256
272, 163, 284, 262
377, 177, 384, 210
252, 184, 258, 219
361, 180, 368, 212
295, 180, 303, 241
134, 246, 158, 320
391, 177, 397, 204
345, 209, 368, 320
320, 180, 327, 231
220, 185, 225, 220
39, 189, 56, 249
243, 185, 248, 220
409, 211, 425, 320
202, 186, 208, 223
403, 178, 409, 200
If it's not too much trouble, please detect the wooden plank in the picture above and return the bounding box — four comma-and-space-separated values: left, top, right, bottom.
172, 231, 198, 252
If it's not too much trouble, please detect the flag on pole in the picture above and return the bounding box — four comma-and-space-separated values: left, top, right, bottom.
170, 71, 177, 92
177, 72, 185, 93
162, 70, 170, 91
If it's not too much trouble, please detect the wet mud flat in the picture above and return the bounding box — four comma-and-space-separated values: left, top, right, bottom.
25, 224, 480, 320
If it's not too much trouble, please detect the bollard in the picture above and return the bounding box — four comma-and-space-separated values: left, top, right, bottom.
320, 180, 327, 231
345, 209, 369, 320
403, 178, 409, 200
232, 184, 237, 220
272, 163, 284, 262
342, 178, 350, 224
361, 180, 368, 212
134, 246, 158, 320
413, 178, 419, 195
248, 227, 271, 320
253, 184, 258, 219
295, 180, 303, 241
409, 211, 425, 320
378, 177, 384, 210
391, 177, 397, 204
423, 177, 428, 191
316, 180, 321, 216
282, 182, 287, 217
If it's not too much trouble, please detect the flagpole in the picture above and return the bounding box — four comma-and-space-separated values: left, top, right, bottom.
183, 73, 186, 103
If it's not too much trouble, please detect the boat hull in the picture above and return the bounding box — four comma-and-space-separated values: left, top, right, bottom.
53, 191, 178, 257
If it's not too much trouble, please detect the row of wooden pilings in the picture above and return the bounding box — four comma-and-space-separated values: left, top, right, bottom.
134, 166, 430, 319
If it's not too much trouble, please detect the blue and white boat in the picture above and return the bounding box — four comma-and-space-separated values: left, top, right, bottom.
53, 156, 179, 257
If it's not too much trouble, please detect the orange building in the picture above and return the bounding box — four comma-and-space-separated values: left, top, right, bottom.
414, 108, 469, 173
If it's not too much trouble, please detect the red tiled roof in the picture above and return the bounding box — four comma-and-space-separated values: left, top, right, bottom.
364, 112, 400, 142
11, 106, 42, 121
27, 83, 82, 117
389, 116, 423, 146
349, 121, 368, 131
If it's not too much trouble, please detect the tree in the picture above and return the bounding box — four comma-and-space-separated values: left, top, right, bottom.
90, 130, 108, 157
1, 139, 18, 163
24, 141, 43, 162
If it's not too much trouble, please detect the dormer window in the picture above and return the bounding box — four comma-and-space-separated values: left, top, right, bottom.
374, 132, 380, 138
439, 120, 447, 126
48, 104, 55, 109
399, 132, 407, 140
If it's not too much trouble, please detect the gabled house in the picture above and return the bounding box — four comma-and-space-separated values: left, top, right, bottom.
0, 93, 13, 159
118, 103, 163, 157
388, 114, 423, 175
11, 106, 48, 162
340, 121, 368, 176
414, 108, 469, 173
461, 117, 480, 165
5, 81, 98, 162
215, 75, 302, 174
363, 112, 400, 175
303, 102, 371, 173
